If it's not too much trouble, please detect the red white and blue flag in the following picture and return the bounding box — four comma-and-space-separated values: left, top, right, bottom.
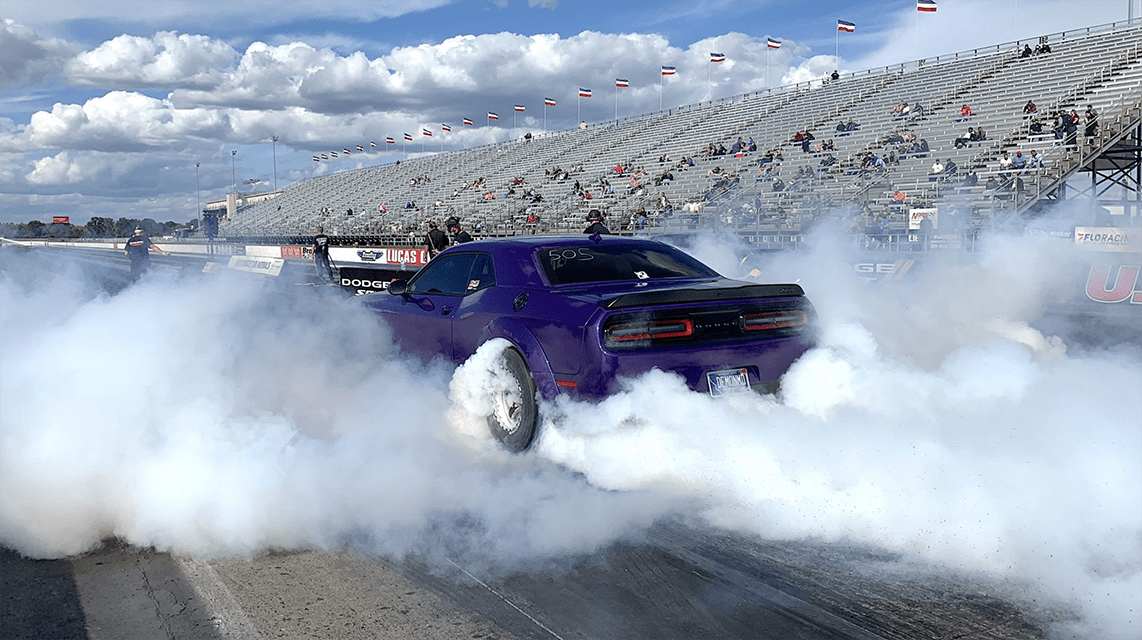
403, 133, 413, 141
321, 153, 329, 159
514, 104, 526, 112
767, 37, 782, 49
462, 117, 474, 126
370, 141, 377, 147
615, 78, 629, 88
385, 137, 395, 144
441, 123, 451, 132
422, 128, 432, 137
343, 148, 351, 154
837, 20, 856, 32
710, 53, 725, 63
356, 145, 364, 151
330, 151, 338, 157
578, 87, 592, 97
917, 0, 937, 11
487, 111, 499, 120
661, 66, 676, 76
312, 155, 320, 162
544, 97, 557, 106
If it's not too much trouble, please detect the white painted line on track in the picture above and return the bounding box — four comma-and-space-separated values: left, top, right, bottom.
447, 558, 568, 640
175, 557, 262, 640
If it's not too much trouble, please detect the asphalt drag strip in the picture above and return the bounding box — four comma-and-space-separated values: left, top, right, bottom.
2, 526, 1063, 640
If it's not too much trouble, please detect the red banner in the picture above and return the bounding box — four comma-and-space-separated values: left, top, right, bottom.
52, 216, 70, 224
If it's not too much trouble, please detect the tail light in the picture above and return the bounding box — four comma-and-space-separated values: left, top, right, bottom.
605, 318, 693, 346
740, 310, 809, 331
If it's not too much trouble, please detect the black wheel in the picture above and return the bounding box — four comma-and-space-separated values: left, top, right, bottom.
487, 348, 539, 452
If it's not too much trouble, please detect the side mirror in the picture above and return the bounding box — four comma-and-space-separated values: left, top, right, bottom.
388, 280, 407, 295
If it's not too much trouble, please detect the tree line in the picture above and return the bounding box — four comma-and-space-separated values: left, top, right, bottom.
0, 217, 198, 240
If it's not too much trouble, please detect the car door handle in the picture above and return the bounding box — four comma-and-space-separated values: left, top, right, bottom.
441, 306, 453, 315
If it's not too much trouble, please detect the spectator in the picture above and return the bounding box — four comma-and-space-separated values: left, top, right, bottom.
1085, 105, 1099, 137
1023, 100, 1037, 115
971, 127, 986, 144
954, 127, 975, 149
1029, 119, 1045, 136
961, 170, 979, 187
1034, 42, 1052, 55
1021, 43, 1033, 58
943, 158, 958, 177
998, 152, 1014, 173
956, 104, 974, 122
1011, 151, 1027, 170
1026, 150, 1042, 168
446, 216, 473, 243
928, 159, 945, 181
831, 70, 840, 81
583, 209, 611, 235
425, 220, 450, 258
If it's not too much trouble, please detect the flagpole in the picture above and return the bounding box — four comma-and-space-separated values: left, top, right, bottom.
836, 28, 839, 69
707, 61, 712, 101
578, 94, 581, 126
660, 74, 663, 112
544, 104, 547, 133
614, 83, 618, 123
767, 47, 770, 87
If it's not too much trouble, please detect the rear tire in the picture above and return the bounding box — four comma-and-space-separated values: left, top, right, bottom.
487, 348, 539, 452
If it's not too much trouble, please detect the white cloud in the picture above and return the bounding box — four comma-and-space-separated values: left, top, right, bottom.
0, 18, 82, 89
66, 31, 237, 89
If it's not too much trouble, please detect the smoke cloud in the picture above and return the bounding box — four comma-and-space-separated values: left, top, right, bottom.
0, 225, 1138, 639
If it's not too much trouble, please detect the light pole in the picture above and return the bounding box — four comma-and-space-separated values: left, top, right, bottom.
271, 135, 278, 192
195, 162, 201, 235
230, 150, 237, 192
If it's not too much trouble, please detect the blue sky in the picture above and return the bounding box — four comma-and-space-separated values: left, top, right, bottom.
1, 0, 1138, 224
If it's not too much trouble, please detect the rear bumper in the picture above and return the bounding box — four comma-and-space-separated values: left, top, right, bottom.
560, 334, 813, 398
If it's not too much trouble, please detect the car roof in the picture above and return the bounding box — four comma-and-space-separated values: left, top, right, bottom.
438, 235, 678, 288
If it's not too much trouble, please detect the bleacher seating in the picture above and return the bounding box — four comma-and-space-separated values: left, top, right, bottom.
219, 19, 1142, 246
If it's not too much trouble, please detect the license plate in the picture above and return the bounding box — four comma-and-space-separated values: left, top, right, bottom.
707, 368, 751, 397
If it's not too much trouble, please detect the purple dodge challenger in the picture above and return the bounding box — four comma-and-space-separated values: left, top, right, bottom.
365, 235, 816, 451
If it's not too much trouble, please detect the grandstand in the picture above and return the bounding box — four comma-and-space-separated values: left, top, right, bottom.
218, 19, 1142, 248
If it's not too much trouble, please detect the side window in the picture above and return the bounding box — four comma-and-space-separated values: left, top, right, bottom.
408, 253, 476, 295
465, 253, 496, 293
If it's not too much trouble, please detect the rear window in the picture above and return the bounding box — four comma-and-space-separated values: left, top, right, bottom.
539, 244, 718, 285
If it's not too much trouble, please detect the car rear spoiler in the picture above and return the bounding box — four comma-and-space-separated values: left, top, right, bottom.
600, 283, 805, 309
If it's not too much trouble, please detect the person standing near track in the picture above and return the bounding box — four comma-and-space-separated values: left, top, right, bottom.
425, 220, 449, 258
123, 227, 164, 276
313, 226, 334, 281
